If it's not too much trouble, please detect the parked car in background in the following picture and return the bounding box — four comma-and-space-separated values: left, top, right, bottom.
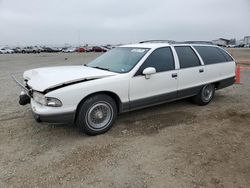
34, 46, 44, 52
85, 46, 94, 52
42, 47, 61, 53
13, 47, 23, 53
236, 44, 246, 48
22, 47, 40, 53
92, 46, 107, 52
0, 48, 14, 54
100, 46, 110, 51
14, 41, 235, 135
103, 45, 113, 50
226, 44, 236, 48
76, 47, 86, 53
62, 47, 76, 53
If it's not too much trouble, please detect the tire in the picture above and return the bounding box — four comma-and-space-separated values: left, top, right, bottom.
76, 94, 117, 135
192, 84, 215, 106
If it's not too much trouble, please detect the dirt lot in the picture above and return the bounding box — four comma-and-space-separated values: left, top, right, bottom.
227, 48, 250, 65
0, 50, 250, 187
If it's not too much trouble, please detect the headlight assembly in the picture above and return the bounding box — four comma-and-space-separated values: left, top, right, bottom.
46, 98, 62, 107
33, 91, 47, 105
33, 91, 62, 107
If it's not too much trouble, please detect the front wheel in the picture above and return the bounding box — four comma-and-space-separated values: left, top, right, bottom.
192, 84, 215, 106
76, 94, 117, 135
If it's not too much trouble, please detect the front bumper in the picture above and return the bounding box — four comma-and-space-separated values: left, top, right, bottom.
33, 111, 75, 124
19, 91, 75, 124
30, 99, 75, 124
14, 75, 76, 124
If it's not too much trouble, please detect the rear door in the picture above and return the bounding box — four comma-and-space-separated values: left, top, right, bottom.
129, 47, 178, 109
174, 46, 205, 98
193, 46, 236, 84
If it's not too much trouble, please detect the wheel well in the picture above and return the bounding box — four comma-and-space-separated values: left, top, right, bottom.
214, 82, 220, 89
74, 91, 122, 123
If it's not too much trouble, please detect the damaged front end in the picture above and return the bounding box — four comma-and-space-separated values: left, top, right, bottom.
12, 75, 33, 106
19, 91, 31, 105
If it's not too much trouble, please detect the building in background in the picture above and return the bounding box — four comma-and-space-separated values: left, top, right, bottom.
244, 36, 250, 44
212, 38, 230, 46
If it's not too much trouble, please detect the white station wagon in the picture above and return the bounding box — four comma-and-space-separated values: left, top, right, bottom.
14, 41, 236, 135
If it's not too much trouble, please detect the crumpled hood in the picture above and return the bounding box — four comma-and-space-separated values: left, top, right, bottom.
23, 66, 117, 92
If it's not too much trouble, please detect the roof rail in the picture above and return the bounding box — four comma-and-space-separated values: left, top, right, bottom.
139, 40, 214, 45
181, 41, 214, 45
139, 40, 176, 44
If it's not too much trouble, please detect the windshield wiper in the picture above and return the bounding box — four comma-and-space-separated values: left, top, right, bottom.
92, 66, 110, 71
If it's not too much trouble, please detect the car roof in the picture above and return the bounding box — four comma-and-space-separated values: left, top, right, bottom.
121, 41, 217, 49
121, 43, 171, 49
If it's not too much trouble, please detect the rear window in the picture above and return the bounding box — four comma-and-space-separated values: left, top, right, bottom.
194, 46, 230, 65
174, 46, 201, 69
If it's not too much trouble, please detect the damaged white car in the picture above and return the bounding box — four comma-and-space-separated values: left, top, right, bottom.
13, 41, 236, 135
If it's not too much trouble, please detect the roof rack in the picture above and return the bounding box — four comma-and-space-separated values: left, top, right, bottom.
139, 40, 214, 45
139, 40, 176, 44
182, 41, 214, 45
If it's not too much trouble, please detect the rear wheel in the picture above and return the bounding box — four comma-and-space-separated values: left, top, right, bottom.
76, 94, 117, 135
192, 84, 215, 105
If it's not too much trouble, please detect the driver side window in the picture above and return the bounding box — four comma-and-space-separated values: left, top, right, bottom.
135, 47, 175, 76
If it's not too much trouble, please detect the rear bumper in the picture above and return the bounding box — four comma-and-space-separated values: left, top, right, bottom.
216, 76, 235, 90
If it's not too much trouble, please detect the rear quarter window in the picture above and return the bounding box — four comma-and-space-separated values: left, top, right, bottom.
194, 46, 230, 65
217, 48, 234, 62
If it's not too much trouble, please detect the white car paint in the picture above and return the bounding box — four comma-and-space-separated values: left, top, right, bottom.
18, 42, 236, 123
24, 66, 118, 92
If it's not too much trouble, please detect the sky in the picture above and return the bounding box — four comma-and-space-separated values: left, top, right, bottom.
0, 0, 250, 46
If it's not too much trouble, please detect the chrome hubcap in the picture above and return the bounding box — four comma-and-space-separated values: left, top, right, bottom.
86, 102, 113, 130
202, 85, 213, 102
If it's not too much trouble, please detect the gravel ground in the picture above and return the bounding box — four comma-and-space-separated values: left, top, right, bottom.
0, 52, 250, 187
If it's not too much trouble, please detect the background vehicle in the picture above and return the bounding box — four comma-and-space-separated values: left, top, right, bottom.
42, 47, 61, 53
13, 47, 22, 53
0, 48, 14, 54
62, 47, 76, 53
100, 46, 110, 51
91, 46, 107, 52
76, 47, 86, 53
85, 46, 93, 52
22, 47, 40, 53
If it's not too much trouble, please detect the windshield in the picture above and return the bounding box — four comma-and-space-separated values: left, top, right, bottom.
87, 47, 150, 73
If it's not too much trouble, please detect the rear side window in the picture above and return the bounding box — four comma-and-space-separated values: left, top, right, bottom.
217, 48, 234, 62
136, 47, 174, 75
194, 46, 230, 65
174, 46, 201, 69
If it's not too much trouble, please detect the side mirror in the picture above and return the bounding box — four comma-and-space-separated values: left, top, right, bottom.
142, 67, 156, 79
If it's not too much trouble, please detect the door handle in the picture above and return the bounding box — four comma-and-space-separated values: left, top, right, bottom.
172, 73, 178, 78
199, 69, 204, 73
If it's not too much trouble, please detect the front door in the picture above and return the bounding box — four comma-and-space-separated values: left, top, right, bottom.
129, 47, 178, 110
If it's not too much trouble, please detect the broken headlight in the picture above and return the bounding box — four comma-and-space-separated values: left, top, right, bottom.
33, 91, 62, 107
